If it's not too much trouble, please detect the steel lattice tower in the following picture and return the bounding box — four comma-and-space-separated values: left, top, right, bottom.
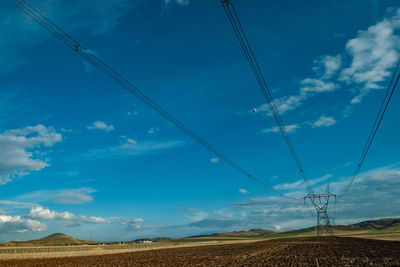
304, 185, 336, 237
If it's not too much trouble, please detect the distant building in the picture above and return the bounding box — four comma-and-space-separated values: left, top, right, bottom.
134, 239, 153, 244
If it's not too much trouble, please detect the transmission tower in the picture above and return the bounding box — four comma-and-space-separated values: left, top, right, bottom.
304, 184, 336, 237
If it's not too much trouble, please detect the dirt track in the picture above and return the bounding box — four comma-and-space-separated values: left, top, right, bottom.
2, 237, 400, 266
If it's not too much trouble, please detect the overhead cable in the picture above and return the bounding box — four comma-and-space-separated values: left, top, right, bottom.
10, 0, 298, 200
220, 0, 313, 194
339, 57, 400, 195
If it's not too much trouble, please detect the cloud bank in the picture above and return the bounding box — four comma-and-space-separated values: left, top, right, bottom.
0, 125, 61, 184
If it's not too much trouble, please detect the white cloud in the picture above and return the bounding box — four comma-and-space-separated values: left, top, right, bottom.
311, 116, 337, 128
340, 9, 400, 104
260, 115, 336, 135
255, 78, 336, 117
120, 218, 145, 229
238, 188, 249, 194
27, 206, 74, 220
262, 124, 299, 134
16, 188, 96, 205
0, 125, 61, 184
87, 121, 114, 132
210, 158, 219, 163
313, 55, 342, 79
0, 214, 47, 233
126, 138, 137, 144
273, 95, 304, 115
26, 206, 109, 225
300, 78, 336, 94
252, 9, 400, 117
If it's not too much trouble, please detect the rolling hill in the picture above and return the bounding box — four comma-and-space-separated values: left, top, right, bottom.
2, 218, 400, 246
1, 233, 98, 247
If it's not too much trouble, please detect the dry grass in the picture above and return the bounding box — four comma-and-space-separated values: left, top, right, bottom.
0, 239, 262, 260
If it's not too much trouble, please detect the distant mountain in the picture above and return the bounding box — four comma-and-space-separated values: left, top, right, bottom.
188, 228, 276, 238
187, 218, 400, 239
2, 218, 399, 246
335, 218, 400, 230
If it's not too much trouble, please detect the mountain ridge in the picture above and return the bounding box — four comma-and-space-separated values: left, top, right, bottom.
2, 217, 399, 246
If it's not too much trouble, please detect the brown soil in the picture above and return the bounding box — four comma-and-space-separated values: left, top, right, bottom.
1, 237, 399, 266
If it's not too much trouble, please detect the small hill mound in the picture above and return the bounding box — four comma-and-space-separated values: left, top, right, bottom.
2, 233, 97, 247
34, 233, 85, 245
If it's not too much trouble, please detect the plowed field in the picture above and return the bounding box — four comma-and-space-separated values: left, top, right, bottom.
2, 237, 400, 266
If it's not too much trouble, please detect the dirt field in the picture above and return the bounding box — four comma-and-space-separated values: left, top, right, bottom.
1, 237, 399, 266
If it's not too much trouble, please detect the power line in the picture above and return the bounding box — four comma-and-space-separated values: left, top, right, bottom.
220, 0, 313, 194
10, 0, 299, 200
339, 57, 400, 195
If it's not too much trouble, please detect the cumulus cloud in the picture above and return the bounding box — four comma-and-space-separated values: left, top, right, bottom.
119, 218, 145, 229
27, 206, 74, 220
0, 214, 46, 233
87, 121, 114, 132
0, 125, 61, 184
26, 206, 109, 224
253, 9, 400, 117
311, 116, 337, 128
262, 124, 299, 134
340, 9, 400, 104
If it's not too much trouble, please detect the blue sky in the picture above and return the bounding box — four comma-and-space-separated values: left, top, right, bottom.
0, 0, 399, 241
